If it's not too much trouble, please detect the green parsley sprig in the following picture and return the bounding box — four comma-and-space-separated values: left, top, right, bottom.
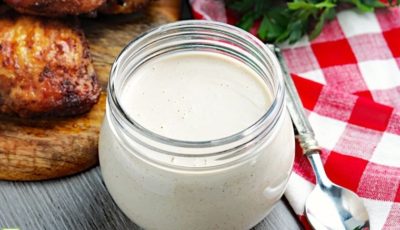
228, 0, 399, 44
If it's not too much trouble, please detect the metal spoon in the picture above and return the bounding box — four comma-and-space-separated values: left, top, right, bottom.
270, 45, 370, 230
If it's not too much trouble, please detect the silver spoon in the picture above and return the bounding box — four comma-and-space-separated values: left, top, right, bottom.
270, 45, 370, 230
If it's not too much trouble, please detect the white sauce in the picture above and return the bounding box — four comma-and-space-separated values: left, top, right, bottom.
99, 51, 295, 229
120, 51, 271, 141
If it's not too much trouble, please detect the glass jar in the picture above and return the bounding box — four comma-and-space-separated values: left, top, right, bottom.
99, 20, 295, 230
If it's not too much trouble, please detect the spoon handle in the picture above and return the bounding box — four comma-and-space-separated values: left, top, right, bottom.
269, 45, 320, 155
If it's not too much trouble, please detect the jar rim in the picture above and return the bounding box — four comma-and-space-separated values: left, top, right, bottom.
108, 20, 285, 149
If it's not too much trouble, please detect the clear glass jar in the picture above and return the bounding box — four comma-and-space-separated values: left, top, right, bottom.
99, 20, 295, 230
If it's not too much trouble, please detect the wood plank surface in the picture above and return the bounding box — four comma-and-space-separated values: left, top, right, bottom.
0, 0, 303, 229
0, 168, 302, 229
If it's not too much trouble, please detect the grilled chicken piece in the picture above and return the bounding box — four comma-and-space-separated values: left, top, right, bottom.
0, 14, 100, 118
3, 0, 105, 16
99, 0, 150, 14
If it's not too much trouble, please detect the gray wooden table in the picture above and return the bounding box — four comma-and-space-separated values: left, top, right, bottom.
0, 166, 302, 229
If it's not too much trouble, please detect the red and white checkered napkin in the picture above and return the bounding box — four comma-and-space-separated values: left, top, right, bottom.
190, 1, 400, 229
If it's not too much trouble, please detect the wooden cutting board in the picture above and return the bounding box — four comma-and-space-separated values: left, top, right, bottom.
0, 0, 181, 181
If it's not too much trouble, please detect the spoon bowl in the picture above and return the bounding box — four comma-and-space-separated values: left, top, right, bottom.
305, 153, 370, 229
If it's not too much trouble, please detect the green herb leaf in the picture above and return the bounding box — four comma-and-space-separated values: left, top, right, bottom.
258, 16, 272, 40
309, 7, 335, 39
237, 13, 257, 31
258, 15, 285, 40
228, 0, 399, 44
287, 20, 305, 43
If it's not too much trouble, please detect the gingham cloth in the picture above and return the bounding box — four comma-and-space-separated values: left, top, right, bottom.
190, 1, 400, 229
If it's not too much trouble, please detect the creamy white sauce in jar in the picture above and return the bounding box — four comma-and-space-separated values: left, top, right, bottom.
99, 20, 295, 230
121, 51, 271, 141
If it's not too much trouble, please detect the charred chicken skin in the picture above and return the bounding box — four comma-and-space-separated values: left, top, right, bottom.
4, 0, 149, 16
3, 0, 106, 16
0, 14, 100, 118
